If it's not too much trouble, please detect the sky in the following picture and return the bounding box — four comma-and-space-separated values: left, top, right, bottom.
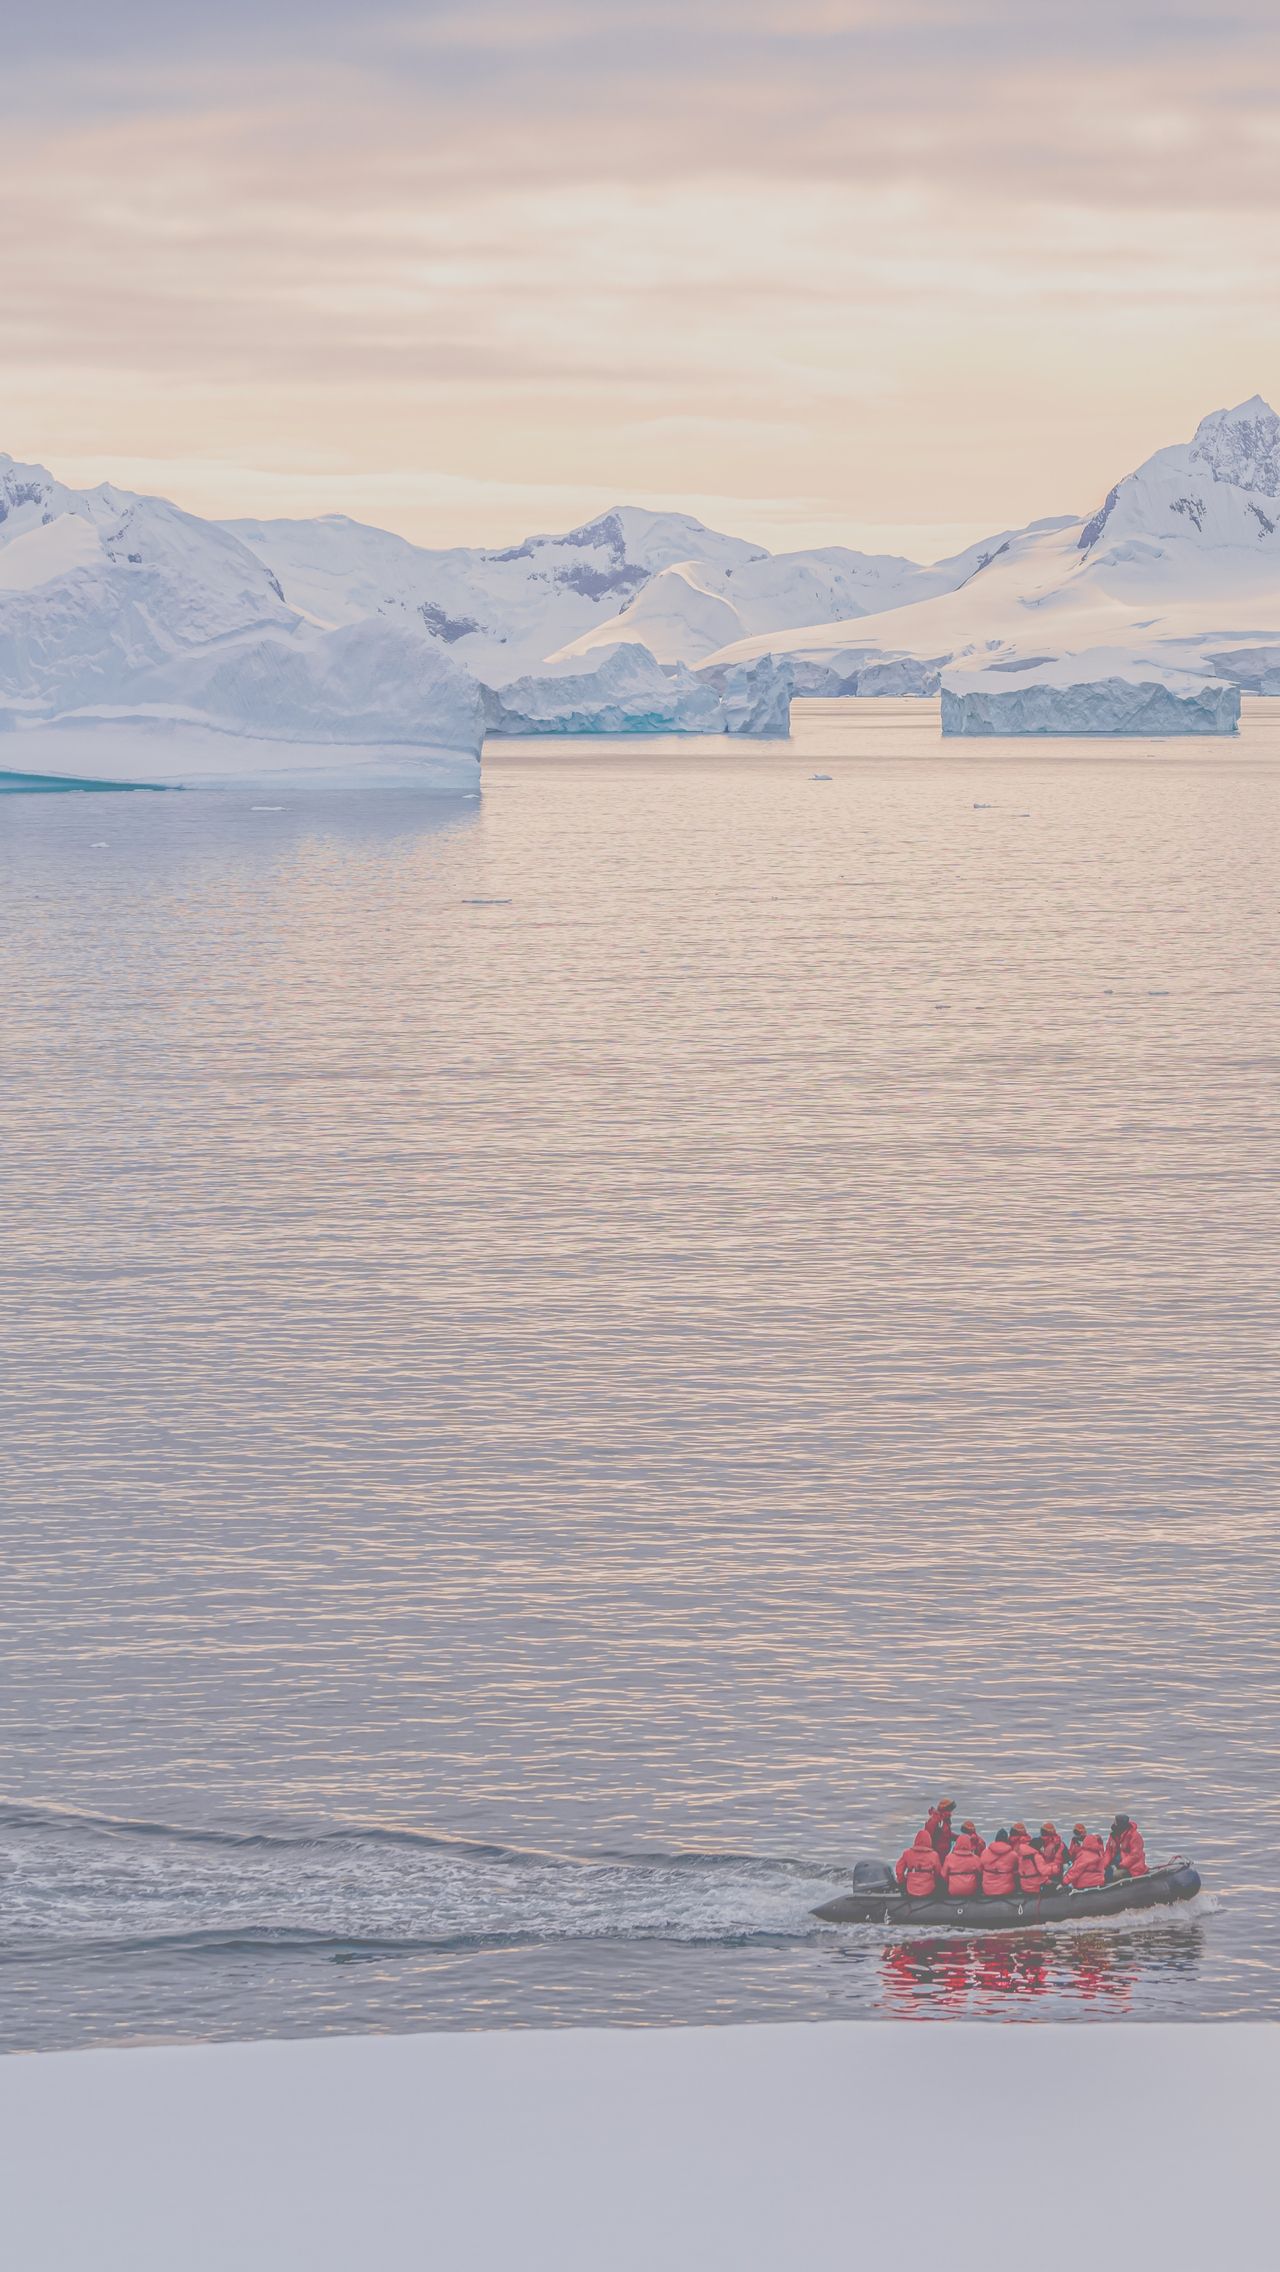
7, 0, 1280, 559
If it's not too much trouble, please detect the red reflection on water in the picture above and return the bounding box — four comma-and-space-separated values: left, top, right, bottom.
878, 1932, 1137, 2016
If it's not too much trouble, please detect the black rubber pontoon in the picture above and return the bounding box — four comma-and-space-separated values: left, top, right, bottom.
813, 1859, 1201, 1929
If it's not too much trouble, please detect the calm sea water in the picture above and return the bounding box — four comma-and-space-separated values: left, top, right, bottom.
2, 700, 1278, 2049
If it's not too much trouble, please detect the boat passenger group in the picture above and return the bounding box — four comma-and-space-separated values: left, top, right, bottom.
897, 1801, 1149, 1900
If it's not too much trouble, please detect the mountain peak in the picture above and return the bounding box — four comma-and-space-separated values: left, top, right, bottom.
1188, 395, 1280, 495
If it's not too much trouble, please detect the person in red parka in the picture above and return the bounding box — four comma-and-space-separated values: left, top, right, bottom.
979, 1831, 1018, 1897
1038, 1823, 1067, 1879
1104, 1816, 1148, 1879
940, 1832, 983, 1898
1065, 1833, 1108, 1891
1012, 1829, 1052, 1895
924, 1799, 956, 1859
960, 1820, 986, 1855
1067, 1823, 1090, 1865
897, 1827, 946, 1898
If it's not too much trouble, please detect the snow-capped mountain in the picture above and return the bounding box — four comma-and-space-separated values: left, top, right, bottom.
0, 448, 306, 732
226, 499, 1079, 676
223, 506, 768, 679
704, 398, 1280, 696
6, 393, 1280, 784
548, 523, 1075, 668
0, 444, 1075, 767
1081, 394, 1280, 558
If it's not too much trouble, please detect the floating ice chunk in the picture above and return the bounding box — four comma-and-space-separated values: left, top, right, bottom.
698, 654, 795, 736
483, 643, 724, 735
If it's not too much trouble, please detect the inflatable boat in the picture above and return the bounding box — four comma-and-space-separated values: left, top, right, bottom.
813, 1858, 1201, 1929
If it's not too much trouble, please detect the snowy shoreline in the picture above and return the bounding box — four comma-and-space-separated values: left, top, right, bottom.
3, 2019, 1271, 2269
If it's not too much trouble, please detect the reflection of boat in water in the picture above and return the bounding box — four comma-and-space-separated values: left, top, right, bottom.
876, 1922, 1206, 2014
814, 1858, 1201, 1929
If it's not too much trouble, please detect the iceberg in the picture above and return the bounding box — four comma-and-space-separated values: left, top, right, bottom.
850, 657, 944, 697
131, 618, 486, 756
696, 654, 795, 736
2, 619, 484, 790
941, 670, 1240, 737
483, 643, 726, 736
0, 460, 484, 788
1205, 646, 1280, 694
0, 720, 481, 794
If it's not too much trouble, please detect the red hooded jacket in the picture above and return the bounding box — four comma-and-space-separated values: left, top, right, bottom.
1104, 1823, 1148, 1878
1065, 1835, 1107, 1891
940, 1834, 983, 1898
1013, 1835, 1052, 1895
896, 1829, 946, 1898
924, 1804, 955, 1859
980, 1838, 1018, 1897
1067, 1828, 1090, 1866
960, 1822, 986, 1856
1038, 1827, 1067, 1875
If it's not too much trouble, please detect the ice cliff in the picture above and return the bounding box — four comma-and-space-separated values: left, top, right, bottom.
134, 619, 485, 753
941, 668, 1240, 737
697, 654, 796, 736
483, 644, 792, 738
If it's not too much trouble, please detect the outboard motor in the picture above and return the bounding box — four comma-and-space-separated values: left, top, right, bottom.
850, 1859, 897, 1894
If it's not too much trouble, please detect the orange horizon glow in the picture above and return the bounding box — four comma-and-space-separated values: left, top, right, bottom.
7, 3, 1280, 557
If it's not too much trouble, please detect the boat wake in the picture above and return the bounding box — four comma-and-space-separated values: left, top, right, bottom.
0, 1804, 844, 1968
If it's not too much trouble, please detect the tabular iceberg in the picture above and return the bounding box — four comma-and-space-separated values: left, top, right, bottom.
941, 672, 1240, 737
2, 620, 486, 791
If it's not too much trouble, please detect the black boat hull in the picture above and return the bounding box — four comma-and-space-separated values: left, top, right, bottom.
813, 1861, 1201, 1929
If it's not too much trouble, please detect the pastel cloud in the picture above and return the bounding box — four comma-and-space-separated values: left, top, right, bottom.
7, 3, 1280, 553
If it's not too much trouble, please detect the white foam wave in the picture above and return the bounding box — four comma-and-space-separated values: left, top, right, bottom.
0, 1811, 840, 1959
